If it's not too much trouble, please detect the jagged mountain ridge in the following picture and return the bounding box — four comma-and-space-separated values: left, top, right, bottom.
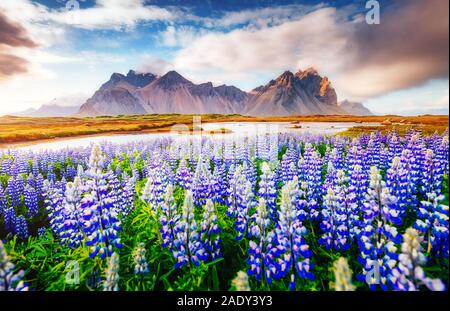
244, 68, 344, 116
78, 68, 372, 116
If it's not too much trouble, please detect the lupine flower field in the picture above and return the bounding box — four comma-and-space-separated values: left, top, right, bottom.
0, 128, 448, 291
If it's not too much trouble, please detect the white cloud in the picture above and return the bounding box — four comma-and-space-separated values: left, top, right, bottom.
136, 55, 173, 75
47, 0, 173, 30
174, 8, 352, 84
160, 25, 208, 47
205, 4, 322, 28
0, 0, 174, 32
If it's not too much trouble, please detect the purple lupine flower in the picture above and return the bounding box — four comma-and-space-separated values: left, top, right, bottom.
35, 173, 45, 200
415, 192, 449, 258
257, 162, 278, 220
159, 184, 180, 249
200, 199, 221, 261
298, 180, 320, 221
80, 144, 123, 259
357, 166, 401, 290
303, 147, 323, 203
0, 240, 28, 291
421, 149, 444, 196
280, 152, 296, 184
3, 207, 16, 234
37, 227, 47, 237
191, 158, 215, 207
172, 190, 206, 268
319, 187, 350, 251
175, 158, 193, 190
133, 243, 149, 275
0, 185, 7, 215
274, 178, 314, 290
60, 177, 85, 248
349, 164, 368, 210
141, 155, 168, 212
247, 198, 278, 285
390, 228, 445, 291
242, 160, 257, 189
24, 185, 39, 217
212, 161, 227, 204
6, 177, 20, 208
226, 165, 246, 218
235, 180, 255, 241
386, 157, 409, 219
43, 179, 65, 238
14, 215, 29, 240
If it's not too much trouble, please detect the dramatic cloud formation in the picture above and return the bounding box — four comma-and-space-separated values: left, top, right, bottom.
0, 11, 37, 79
173, 0, 449, 99
339, 0, 449, 98
174, 8, 350, 77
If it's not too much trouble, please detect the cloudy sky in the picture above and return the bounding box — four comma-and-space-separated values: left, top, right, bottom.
0, 0, 448, 115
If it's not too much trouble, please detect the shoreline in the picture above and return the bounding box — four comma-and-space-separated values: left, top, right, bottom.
1, 114, 448, 149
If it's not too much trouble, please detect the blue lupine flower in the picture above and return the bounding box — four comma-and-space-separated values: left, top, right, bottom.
415, 192, 449, 258
172, 190, 206, 268
226, 165, 246, 218
24, 185, 39, 217
3, 207, 16, 234
6, 176, 20, 208
319, 187, 350, 251
60, 177, 85, 248
363, 166, 402, 226
274, 178, 314, 290
212, 161, 227, 204
390, 228, 445, 291
191, 158, 215, 207
80, 144, 123, 259
200, 199, 221, 261
159, 184, 180, 249
386, 157, 409, 219
242, 160, 257, 189
37, 227, 47, 237
421, 149, 444, 196
304, 147, 323, 203
280, 152, 296, 184
133, 243, 149, 275
234, 180, 255, 240
175, 158, 193, 190
247, 198, 277, 284
0, 186, 7, 215
357, 166, 401, 290
257, 162, 278, 220
14, 215, 29, 240
298, 181, 320, 221
142, 155, 169, 212
349, 164, 368, 210
0, 240, 28, 291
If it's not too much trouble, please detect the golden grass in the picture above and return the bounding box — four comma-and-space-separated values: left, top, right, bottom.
0, 114, 448, 146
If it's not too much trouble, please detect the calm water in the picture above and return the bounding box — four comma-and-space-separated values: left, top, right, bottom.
2, 122, 380, 152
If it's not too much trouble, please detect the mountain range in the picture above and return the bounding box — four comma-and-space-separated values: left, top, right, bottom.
10, 68, 373, 117
78, 68, 372, 116
12, 94, 86, 117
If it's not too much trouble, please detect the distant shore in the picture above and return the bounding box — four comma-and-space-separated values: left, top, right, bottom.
0, 114, 448, 148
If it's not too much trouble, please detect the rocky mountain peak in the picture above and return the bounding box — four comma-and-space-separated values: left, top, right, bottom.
275, 71, 295, 87
158, 71, 191, 85
295, 67, 319, 79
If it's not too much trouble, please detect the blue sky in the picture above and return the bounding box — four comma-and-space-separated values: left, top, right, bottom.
0, 0, 448, 115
